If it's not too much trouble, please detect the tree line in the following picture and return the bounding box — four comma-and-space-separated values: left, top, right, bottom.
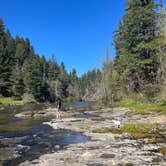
0, 0, 166, 104
0, 18, 85, 102
80, 0, 166, 103
110, 0, 166, 103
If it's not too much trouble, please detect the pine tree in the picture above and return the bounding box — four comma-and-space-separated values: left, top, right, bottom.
0, 18, 13, 96
40, 56, 49, 101
47, 54, 60, 101
114, 0, 160, 93
101, 45, 112, 103
157, 3, 166, 81
67, 68, 80, 100
48, 54, 59, 80
12, 37, 34, 98
79, 68, 102, 101
58, 62, 69, 98
12, 69, 25, 98
22, 56, 44, 101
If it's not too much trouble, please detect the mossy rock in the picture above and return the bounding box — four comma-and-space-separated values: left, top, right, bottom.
152, 146, 166, 155
92, 123, 161, 139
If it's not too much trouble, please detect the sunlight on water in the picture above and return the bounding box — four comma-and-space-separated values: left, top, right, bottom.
0, 102, 90, 165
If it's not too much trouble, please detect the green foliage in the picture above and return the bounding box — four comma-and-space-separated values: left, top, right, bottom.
0, 97, 23, 106
1, 0, 166, 105
150, 146, 166, 155
93, 123, 160, 139
22, 93, 36, 104
119, 100, 166, 115
0, 18, 13, 96
114, 0, 160, 92
0, 18, 79, 102
142, 85, 160, 102
12, 70, 25, 98
79, 68, 102, 100
63, 96, 76, 103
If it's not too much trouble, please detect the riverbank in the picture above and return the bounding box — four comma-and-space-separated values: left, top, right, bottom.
20, 106, 166, 166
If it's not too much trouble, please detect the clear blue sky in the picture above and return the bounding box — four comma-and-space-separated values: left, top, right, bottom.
1, 0, 165, 76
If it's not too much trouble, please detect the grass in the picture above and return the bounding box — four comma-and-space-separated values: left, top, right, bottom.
92, 123, 161, 139
119, 100, 166, 115
60, 157, 78, 163
147, 138, 166, 144
159, 147, 166, 155
0, 97, 23, 106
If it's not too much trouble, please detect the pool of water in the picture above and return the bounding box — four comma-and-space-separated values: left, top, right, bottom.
73, 112, 98, 119
0, 102, 91, 165
1, 124, 90, 166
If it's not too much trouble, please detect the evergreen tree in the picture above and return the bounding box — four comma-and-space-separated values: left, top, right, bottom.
47, 54, 60, 101
40, 56, 49, 101
48, 54, 59, 80
0, 18, 13, 96
12, 37, 34, 98
68, 68, 80, 100
114, 0, 160, 92
58, 62, 69, 98
22, 56, 43, 101
79, 68, 102, 100
12, 69, 25, 98
157, 4, 166, 80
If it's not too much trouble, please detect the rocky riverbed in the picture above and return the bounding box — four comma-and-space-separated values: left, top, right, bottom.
19, 107, 166, 166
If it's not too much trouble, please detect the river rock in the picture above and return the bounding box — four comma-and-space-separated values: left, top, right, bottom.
19, 107, 166, 166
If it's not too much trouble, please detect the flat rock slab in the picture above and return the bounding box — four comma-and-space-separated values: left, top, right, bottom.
19, 107, 166, 166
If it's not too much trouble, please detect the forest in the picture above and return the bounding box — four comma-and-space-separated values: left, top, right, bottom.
0, 0, 166, 105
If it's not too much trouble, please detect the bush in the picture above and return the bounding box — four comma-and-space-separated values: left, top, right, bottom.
143, 85, 160, 102
22, 93, 36, 104
64, 96, 76, 103
13, 95, 22, 100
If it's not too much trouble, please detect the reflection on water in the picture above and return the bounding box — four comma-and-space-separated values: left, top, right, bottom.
64, 101, 89, 109
0, 102, 91, 165
74, 112, 98, 119
1, 124, 90, 166
0, 103, 49, 133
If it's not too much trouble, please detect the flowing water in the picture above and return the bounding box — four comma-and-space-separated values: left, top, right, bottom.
0, 102, 91, 166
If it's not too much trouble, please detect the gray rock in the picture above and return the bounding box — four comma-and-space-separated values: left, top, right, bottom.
19, 107, 166, 166
87, 164, 108, 166
100, 153, 115, 158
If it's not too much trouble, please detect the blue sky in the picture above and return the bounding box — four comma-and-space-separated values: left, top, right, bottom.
1, 0, 165, 76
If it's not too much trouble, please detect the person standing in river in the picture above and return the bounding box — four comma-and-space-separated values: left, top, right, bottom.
55, 97, 62, 119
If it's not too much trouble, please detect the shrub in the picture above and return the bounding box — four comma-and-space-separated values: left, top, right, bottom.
22, 93, 36, 104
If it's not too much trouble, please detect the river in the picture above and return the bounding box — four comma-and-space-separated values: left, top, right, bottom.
0, 102, 91, 166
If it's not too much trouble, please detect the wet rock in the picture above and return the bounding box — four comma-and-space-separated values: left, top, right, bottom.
15, 110, 57, 118
100, 153, 115, 158
116, 164, 123, 166
18, 107, 166, 166
87, 164, 108, 166
125, 163, 134, 166
121, 133, 132, 139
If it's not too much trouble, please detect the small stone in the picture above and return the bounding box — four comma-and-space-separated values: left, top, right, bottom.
81, 151, 94, 159
54, 145, 60, 149
100, 153, 115, 158
87, 164, 108, 166
116, 164, 124, 166
125, 163, 134, 166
